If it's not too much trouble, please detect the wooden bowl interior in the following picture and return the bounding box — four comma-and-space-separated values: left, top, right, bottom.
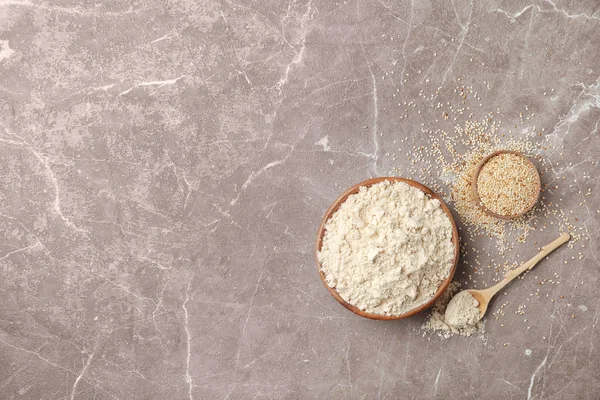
471, 150, 542, 220
315, 177, 460, 320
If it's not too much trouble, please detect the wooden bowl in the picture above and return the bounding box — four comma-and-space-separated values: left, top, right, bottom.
471, 150, 541, 220
315, 177, 460, 320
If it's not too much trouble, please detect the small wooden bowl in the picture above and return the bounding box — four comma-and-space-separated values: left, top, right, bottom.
471, 150, 541, 220
315, 177, 460, 320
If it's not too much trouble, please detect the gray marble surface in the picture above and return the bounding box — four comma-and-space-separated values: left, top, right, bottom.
1, 0, 599, 399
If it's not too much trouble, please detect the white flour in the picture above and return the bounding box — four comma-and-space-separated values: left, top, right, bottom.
444, 291, 481, 328
318, 180, 455, 316
422, 282, 485, 338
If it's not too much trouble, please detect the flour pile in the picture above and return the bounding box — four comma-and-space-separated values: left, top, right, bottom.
444, 291, 481, 329
422, 282, 485, 338
318, 180, 455, 316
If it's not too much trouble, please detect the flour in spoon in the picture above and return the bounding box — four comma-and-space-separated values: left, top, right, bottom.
318, 180, 455, 316
422, 282, 485, 338
445, 291, 481, 328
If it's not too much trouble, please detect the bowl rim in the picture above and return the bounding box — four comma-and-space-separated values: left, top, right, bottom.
314, 177, 460, 320
471, 150, 542, 220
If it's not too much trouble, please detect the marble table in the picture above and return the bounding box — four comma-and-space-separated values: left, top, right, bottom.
1, 0, 599, 399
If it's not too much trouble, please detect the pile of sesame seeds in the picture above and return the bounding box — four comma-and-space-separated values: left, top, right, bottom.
399, 113, 544, 255
390, 86, 586, 258
476, 152, 540, 217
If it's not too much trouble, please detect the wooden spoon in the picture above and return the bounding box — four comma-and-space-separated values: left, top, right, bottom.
471, 150, 542, 220
451, 232, 570, 324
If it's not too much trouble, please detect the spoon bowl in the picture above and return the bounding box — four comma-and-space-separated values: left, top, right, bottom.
464, 289, 488, 321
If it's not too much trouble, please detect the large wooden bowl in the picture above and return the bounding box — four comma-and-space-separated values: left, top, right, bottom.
315, 177, 460, 320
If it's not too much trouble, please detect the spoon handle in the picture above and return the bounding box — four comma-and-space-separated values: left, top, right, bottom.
483, 232, 571, 298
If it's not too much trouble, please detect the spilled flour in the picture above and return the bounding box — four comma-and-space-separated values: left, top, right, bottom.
422, 282, 485, 339
318, 180, 455, 316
